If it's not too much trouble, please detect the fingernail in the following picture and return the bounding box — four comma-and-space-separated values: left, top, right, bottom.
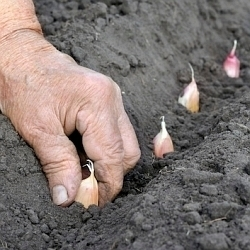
52, 185, 68, 205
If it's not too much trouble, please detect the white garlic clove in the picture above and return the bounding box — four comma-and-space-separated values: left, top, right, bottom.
75, 160, 98, 208
178, 63, 199, 113
153, 116, 174, 158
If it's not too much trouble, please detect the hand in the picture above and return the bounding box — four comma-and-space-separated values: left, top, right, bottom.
0, 30, 141, 206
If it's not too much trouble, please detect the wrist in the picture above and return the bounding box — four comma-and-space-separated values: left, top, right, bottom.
0, 0, 42, 41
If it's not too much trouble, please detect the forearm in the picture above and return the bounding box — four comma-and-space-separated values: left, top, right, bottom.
0, 0, 42, 40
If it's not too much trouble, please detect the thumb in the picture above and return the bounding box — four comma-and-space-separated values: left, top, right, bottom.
29, 129, 82, 206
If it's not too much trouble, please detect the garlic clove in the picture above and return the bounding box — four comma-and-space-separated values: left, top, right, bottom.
178, 63, 199, 113
75, 160, 98, 208
153, 116, 174, 158
223, 40, 240, 78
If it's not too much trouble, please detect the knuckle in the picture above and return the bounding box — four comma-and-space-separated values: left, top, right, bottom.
89, 73, 120, 98
125, 147, 141, 170
133, 147, 141, 163
112, 178, 123, 195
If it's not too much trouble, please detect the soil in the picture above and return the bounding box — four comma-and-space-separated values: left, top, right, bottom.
1, 0, 250, 249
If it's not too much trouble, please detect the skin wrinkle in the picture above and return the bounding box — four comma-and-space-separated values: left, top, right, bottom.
0, 32, 48, 59
2, 82, 27, 119
76, 78, 126, 164
57, 78, 87, 134
85, 128, 124, 162
35, 134, 79, 167
19, 104, 63, 139
10, 69, 75, 136
80, 108, 124, 157
76, 82, 117, 136
1, 56, 56, 116
96, 165, 123, 195
98, 170, 123, 204
43, 158, 78, 175
42, 154, 79, 172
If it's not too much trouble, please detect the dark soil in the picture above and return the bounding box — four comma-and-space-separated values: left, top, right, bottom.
1, 0, 250, 249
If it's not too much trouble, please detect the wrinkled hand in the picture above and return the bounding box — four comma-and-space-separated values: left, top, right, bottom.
0, 30, 140, 206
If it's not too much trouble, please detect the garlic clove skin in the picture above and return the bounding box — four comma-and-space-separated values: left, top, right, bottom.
153, 116, 174, 158
178, 63, 199, 113
75, 160, 98, 208
223, 40, 240, 78
178, 82, 199, 113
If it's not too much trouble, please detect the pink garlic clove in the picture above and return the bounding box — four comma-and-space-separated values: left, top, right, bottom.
223, 40, 240, 78
153, 116, 174, 158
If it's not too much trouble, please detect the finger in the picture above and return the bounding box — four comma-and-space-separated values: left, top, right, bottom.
118, 111, 141, 174
94, 159, 124, 207
23, 119, 82, 206
76, 110, 125, 206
